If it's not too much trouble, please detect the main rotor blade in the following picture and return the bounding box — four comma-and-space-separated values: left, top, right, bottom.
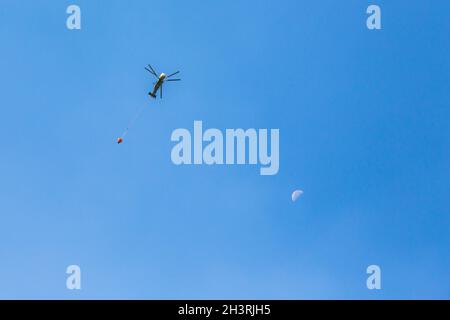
145, 67, 158, 78
167, 78, 181, 81
148, 64, 158, 75
167, 71, 180, 78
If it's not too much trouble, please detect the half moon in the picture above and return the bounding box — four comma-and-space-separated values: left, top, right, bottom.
291, 189, 304, 202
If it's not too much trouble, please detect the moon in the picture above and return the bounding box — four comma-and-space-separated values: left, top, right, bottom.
291, 189, 304, 202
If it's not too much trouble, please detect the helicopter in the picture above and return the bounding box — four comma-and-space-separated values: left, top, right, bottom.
145, 64, 181, 98
116, 65, 182, 144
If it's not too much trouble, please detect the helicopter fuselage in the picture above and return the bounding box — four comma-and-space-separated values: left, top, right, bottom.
149, 73, 166, 98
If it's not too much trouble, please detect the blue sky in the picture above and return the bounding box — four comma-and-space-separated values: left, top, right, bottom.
0, 0, 449, 299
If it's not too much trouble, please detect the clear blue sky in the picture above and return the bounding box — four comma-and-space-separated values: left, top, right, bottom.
0, 0, 449, 299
